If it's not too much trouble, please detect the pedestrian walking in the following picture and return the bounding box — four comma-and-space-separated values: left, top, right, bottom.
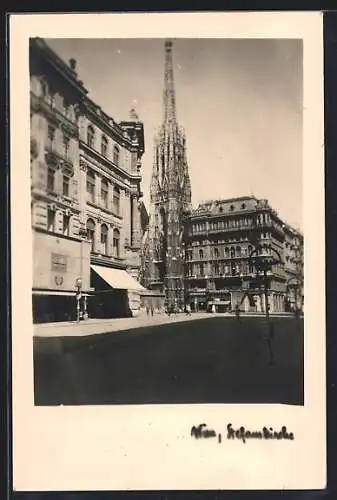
235, 304, 240, 321
146, 305, 150, 318
185, 303, 191, 316
151, 305, 154, 317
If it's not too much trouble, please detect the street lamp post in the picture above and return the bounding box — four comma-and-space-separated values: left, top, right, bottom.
75, 277, 83, 323
249, 246, 283, 365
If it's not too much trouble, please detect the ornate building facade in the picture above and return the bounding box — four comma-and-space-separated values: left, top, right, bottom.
30, 38, 145, 323
183, 196, 303, 314
141, 40, 192, 311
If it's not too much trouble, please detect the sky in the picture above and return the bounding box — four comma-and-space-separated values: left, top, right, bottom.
47, 38, 303, 229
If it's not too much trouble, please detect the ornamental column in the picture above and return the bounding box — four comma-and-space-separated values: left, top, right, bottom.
79, 160, 88, 237
95, 173, 101, 206
131, 193, 141, 249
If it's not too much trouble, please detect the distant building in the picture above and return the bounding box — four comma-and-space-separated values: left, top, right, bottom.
283, 224, 304, 312
30, 38, 145, 323
183, 196, 303, 314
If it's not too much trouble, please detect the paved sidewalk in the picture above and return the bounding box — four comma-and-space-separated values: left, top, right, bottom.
33, 311, 295, 338
33, 311, 218, 337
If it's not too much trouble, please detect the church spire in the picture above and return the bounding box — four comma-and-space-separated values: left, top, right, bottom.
163, 39, 176, 124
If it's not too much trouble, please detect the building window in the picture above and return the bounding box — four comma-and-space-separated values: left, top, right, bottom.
230, 247, 236, 258
47, 209, 55, 232
113, 228, 120, 257
50, 91, 56, 108
230, 205, 234, 211
100, 179, 109, 208
200, 263, 204, 276
214, 247, 219, 259
62, 175, 70, 197
236, 246, 241, 257
87, 125, 95, 149
101, 224, 109, 255
113, 186, 120, 214
87, 219, 95, 252
101, 135, 108, 156
199, 249, 204, 260
47, 166, 56, 192
231, 262, 237, 275
241, 203, 246, 209
113, 145, 120, 165
224, 247, 229, 258
41, 79, 48, 98
63, 214, 70, 236
47, 125, 55, 149
63, 135, 70, 158
86, 170, 95, 203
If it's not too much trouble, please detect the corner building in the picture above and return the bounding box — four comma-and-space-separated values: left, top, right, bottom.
183, 196, 303, 313
30, 38, 145, 322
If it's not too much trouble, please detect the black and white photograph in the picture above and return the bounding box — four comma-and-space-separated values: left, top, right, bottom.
10, 12, 325, 492
31, 36, 304, 407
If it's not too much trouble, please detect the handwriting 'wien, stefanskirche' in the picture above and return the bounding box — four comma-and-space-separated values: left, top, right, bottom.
190, 423, 295, 443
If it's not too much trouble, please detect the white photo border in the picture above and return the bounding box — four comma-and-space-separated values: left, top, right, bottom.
10, 11, 325, 491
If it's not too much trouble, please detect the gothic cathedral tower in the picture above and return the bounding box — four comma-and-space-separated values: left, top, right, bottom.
142, 39, 192, 310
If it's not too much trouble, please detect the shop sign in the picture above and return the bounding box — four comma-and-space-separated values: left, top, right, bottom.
51, 253, 68, 272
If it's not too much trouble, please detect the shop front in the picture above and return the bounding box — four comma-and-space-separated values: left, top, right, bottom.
89, 264, 146, 318
32, 230, 91, 323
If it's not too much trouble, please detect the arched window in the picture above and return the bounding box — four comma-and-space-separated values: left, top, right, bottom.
86, 169, 95, 203
86, 219, 95, 252
113, 228, 120, 257
101, 135, 108, 156
63, 134, 70, 159
113, 186, 120, 214
236, 246, 241, 257
113, 145, 120, 165
199, 249, 204, 260
87, 125, 95, 149
101, 178, 109, 208
230, 246, 236, 258
214, 247, 219, 259
101, 224, 109, 255
224, 247, 229, 258
248, 245, 253, 256
47, 124, 55, 150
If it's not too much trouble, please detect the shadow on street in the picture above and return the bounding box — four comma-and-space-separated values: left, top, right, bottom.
33, 316, 304, 406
